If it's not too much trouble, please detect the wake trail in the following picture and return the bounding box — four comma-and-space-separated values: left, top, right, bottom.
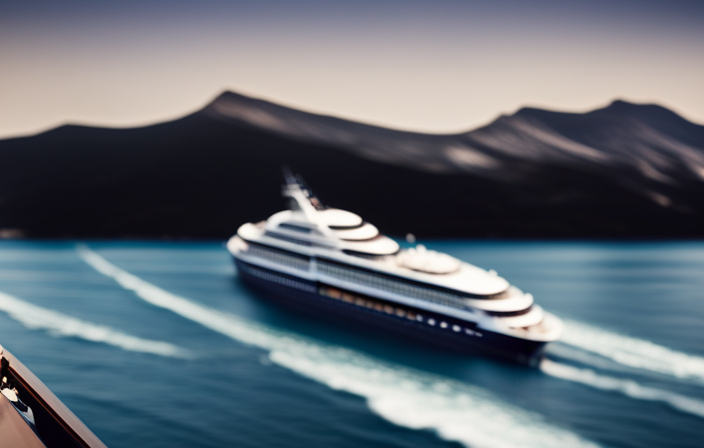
78, 244, 600, 448
545, 343, 640, 375
560, 319, 704, 384
0, 291, 189, 359
541, 359, 704, 419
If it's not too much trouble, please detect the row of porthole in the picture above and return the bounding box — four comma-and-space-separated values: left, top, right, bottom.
319, 286, 483, 338
418, 316, 482, 337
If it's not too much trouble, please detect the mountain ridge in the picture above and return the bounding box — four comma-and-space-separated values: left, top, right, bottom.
0, 91, 702, 239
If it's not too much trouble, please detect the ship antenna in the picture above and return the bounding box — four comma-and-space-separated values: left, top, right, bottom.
282, 166, 297, 186
281, 168, 326, 211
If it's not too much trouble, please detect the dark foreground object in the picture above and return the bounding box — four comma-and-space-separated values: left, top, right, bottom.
0, 346, 107, 448
1, 91, 703, 239
235, 259, 547, 366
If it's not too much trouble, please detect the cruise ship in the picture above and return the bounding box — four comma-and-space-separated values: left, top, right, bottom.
227, 174, 563, 365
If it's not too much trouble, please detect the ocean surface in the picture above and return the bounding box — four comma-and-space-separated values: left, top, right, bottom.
0, 241, 702, 448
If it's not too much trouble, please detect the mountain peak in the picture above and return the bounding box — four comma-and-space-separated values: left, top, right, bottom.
602, 99, 664, 113
206, 90, 275, 110
608, 99, 635, 108
510, 100, 645, 119
202, 90, 345, 127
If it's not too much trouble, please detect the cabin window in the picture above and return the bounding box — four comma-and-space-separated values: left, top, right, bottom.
452, 325, 461, 332
440, 322, 448, 329
428, 318, 436, 326
246, 245, 310, 271
325, 287, 341, 299
279, 223, 313, 233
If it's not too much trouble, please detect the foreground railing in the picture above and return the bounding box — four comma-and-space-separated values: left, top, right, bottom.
0, 344, 107, 448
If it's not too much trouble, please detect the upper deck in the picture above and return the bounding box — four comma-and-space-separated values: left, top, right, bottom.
236, 220, 512, 300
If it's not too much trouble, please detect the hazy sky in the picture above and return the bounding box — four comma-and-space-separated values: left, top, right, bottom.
1, 0, 703, 138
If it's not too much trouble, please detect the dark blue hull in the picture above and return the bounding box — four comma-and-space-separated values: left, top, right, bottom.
234, 258, 547, 365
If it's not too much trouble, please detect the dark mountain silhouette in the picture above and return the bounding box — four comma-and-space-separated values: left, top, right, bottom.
1, 91, 703, 239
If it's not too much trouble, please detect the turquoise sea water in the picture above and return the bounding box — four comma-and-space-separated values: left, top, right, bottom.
0, 241, 702, 448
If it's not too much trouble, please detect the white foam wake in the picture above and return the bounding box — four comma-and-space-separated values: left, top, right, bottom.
561, 319, 704, 383
545, 343, 628, 373
0, 291, 189, 359
541, 359, 704, 419
78, 245, 600, 448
